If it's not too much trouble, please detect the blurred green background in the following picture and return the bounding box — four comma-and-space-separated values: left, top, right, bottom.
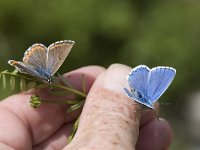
0, 0, 200, 149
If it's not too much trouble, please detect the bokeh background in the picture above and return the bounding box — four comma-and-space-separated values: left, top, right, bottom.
0, 0, 200, 149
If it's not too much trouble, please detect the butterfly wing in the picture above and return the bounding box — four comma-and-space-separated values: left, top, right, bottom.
23, 43, 49, 79
8, 44, 49, 80
123, 87, 154, 109
47, 40, 74, 76
23, 44, 47, 71
127, 65, 150, 97
147, 67, 176, 103
8, 60, 48, 80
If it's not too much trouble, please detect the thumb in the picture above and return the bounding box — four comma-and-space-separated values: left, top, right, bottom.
65, 64, 141, 150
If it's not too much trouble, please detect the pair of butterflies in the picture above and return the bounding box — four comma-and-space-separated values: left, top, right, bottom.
8, 40, 176, 109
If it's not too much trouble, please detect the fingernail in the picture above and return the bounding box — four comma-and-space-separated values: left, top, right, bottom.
102, 64, 131, 92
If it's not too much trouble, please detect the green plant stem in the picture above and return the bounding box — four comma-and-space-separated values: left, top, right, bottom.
41, 99, 83, 105
51, 84, 86, 98
67, 116, 80, 143
1, 71, 86, 98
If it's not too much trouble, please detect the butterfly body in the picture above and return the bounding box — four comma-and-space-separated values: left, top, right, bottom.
123, 65, 176, 109
8, 40, 75, 83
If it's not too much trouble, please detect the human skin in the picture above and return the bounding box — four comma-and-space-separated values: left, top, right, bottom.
0, 64, 172, 150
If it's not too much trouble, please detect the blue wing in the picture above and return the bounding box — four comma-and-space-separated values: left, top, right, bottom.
147, 67, 176, 103
123, 87, 138, 100
123, 87, 154, 109
127, 65, 150, 98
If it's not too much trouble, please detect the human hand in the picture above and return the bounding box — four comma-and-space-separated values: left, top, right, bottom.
0, 64, 172, 150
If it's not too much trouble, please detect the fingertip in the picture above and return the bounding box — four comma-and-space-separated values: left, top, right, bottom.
136, 118, 173, 150
108, 63, 132, 71
93, 63, 132, 93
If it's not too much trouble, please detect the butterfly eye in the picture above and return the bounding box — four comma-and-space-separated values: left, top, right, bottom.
131, 89, 136, 92
47, 78, 52, 83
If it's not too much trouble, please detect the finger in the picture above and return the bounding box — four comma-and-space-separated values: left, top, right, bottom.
140, 102, 160, 126
33, 123, 73, 150
0, 66, 105, 149
62, 65, 106, 91
136, 118, 173, 150
65, 64, 141, 150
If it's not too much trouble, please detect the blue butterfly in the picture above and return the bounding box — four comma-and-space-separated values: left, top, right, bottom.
8, 40, 74, 83
123, 65, 176, 109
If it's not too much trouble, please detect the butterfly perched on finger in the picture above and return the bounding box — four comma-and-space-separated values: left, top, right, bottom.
123, 65, 176, 109
8, 40, 75, 83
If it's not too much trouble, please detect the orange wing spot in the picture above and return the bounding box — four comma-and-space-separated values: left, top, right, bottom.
23, 57, 28, 63
8, 60, 18, 66
30, 47, 38, 52
23, 47, 40, 61
23, 45, 46, 63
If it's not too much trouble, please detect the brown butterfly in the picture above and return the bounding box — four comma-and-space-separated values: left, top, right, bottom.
8, 40, 75, 83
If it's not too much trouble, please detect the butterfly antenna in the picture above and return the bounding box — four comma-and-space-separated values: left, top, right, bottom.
159, 102, 172, 106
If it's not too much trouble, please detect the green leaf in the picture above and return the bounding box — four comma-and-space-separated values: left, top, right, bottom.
67, 116, 80, 143
49, 90, 72, 96
27, 82, 37, 90
64, 100, 82, 104
2, 74, 6, 90
1, 70, 8, 73
10, 76, 16, 91
81, 74, 86, 94
12, 69, 18, 74
20, 78, 26, 91
66, 100, 84, 113
35, 84, 49, 89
